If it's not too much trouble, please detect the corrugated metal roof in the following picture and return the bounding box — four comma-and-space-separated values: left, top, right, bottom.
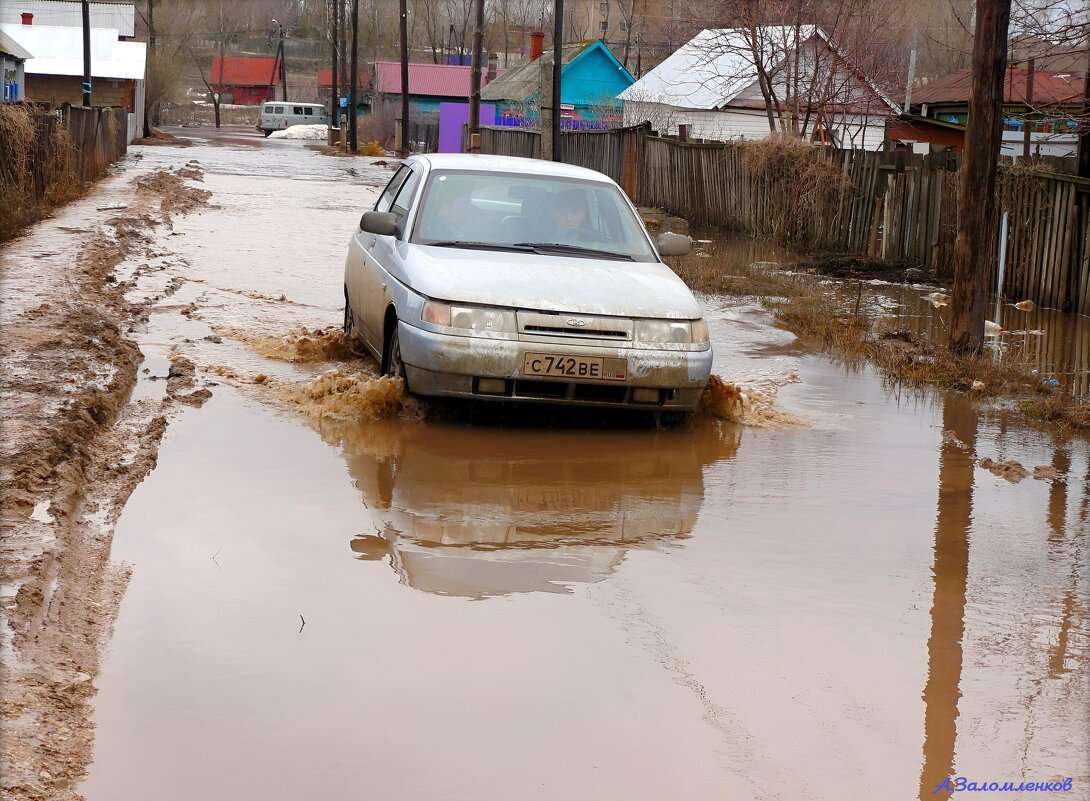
210, 55, 277, 87
619, 26, 896, 111
0, 23, 144, 80
373, 61, 506, 98
913, 67, 1084, 106
0, 1, 135, 38
480, 41, 593, 103
0, 27, 33, 59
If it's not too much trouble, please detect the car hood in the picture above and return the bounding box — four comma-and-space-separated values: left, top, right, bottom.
402, 245, 703, 319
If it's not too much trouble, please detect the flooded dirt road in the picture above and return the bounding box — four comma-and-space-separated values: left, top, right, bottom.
2, 127, 1088, 801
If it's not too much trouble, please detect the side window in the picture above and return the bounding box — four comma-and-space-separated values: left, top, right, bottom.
375, 166, 410, 213
263, 104, 273, 113
391, 168, 421, 219
274, 106, 284, 114
303, 107, 313, 116
293, 106, 304, 115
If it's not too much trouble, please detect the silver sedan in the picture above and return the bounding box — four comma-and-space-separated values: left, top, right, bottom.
343, 154, 712, 412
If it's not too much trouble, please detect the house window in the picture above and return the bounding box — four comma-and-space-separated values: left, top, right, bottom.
599, 2, 608, 14
620, 20, 628, 31
600, 20, 608, 31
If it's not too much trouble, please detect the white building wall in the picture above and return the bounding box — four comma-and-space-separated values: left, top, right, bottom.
624, 101, 888, 151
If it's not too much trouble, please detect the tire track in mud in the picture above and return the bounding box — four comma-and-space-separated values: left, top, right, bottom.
1, 166, 211, 800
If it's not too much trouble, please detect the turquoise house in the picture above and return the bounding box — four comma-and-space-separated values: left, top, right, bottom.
481, 40, 635, 129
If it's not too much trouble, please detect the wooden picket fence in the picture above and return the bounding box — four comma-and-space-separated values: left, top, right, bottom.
478, 125, 1090, 315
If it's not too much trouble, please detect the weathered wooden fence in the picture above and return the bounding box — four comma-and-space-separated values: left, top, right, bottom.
479, 125, 1090, 314
61, 104, 129, 185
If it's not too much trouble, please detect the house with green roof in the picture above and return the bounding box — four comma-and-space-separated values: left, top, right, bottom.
481, 40, 635, 129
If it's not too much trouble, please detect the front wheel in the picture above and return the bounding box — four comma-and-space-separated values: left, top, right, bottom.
384, 325, 405, 379
343, 288, 355, 336
261, 129, 272, 138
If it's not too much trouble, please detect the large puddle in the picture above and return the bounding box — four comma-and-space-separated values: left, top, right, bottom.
80, 130, 1088, 800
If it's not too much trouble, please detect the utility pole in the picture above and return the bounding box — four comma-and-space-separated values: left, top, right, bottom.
144, 0, 154, 135
81, 0, 91, 106
349, 0, 358, 151
468, 0, 484, 146
331, 0, 339, 137
949, 0, 1012, 353
1022, 57, 1034, 161
280, 23, 287, 102
552, 0, 563, 161
400, 0, 409, 157
903, 47, 917, 112
1078, 40, 1090, 180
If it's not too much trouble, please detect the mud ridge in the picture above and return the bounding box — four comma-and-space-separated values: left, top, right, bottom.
1, 164, 210, 799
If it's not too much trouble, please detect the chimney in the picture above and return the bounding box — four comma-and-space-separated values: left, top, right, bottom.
21, 12, 33, 24
530, 31, 544, 62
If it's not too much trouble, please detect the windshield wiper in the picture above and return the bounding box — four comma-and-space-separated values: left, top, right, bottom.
425, 240, 534, 252
513, 242, 636, 261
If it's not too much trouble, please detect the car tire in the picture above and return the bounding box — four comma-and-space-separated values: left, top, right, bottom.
343, 289, 356, 337
384, 324, 407, 386
262, 129, 271, 138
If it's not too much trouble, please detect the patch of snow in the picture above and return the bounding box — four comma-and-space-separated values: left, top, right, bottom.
268, 125, 328, 140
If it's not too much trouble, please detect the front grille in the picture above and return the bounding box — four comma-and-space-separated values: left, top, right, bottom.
514, 379, 569, 398
572, 383, 628, 403
522, 325, 629, 339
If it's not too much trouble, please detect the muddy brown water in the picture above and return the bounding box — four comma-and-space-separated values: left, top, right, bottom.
75, 131, 1088, 800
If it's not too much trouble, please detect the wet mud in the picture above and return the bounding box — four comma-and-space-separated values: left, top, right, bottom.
1, 165, 211, 797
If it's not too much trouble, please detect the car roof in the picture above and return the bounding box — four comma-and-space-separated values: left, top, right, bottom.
409, 153, 614, 183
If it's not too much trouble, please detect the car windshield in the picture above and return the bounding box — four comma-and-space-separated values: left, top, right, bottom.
411, 170, 657, 262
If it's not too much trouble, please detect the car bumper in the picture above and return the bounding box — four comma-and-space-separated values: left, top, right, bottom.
397, 322, 712, 411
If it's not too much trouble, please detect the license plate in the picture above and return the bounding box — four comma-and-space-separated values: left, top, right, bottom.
523, 353, 627, 381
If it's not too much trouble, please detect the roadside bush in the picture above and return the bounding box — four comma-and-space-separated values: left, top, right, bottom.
741, 135, 855, 246
0, 104, 79, 242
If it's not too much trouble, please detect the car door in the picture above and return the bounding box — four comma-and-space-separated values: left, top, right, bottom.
348, 165, 414, 351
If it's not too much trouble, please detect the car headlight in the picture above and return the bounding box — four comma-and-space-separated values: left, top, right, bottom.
635, 319, 693, 345
421, 301, 517, 336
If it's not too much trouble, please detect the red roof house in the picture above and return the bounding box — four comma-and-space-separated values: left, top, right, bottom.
210, 56, 279, 105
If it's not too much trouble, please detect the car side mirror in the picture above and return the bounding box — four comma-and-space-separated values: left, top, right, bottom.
360, 211, 398, 236
656, 231, 692, 257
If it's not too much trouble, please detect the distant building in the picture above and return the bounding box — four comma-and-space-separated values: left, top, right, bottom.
372, 61, 506, 123
906, 66, 1084, 159
1, 27, 32, 101
1, 21, 145, 136
619, 27, 896, 150
317, 67, 370, 113
210, 56, 279, 106
0, 2, 135, 38
481, 38, 635, 128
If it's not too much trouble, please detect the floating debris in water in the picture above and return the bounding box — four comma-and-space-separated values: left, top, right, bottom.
1012, 299, 1035, 311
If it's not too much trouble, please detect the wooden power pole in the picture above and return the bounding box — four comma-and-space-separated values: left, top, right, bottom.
468, 0, 484, 146
349, 0, 358, 152
949, 0, 1012, 353
331, 0, 338, 136
552, 0, 563, 161
81, 0, 91, 106
399, 0, 409, 157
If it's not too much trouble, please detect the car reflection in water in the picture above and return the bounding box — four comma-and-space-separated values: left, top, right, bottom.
320, 418, 742, 598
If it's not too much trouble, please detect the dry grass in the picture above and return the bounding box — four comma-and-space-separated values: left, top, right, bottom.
359, 140, 387, 156
668, 244, 1089, 434
0, 104, 81, 242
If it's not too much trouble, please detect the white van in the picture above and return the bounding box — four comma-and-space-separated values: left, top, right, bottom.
257, 102, 329, 136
